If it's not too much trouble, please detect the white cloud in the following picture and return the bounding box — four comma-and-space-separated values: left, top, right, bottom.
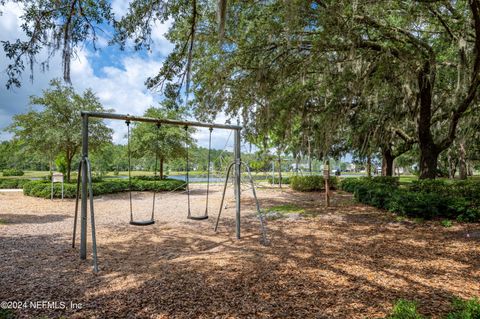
0, 2, 23, 38
151, 20, 174, 56
111, 0, 130, 19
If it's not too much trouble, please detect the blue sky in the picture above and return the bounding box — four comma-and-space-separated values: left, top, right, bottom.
0, 1, 235, 151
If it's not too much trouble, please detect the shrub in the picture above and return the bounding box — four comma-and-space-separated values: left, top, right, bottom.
386, 190, 449, 219
340, 178, 364, 193
387, 300, 425, 319
355, 183, 396, 209
383, 297, 480, 319
409, 179, 446, 192
371, 176, 400, 187
0, 309, 15, 319
341, 177, 480, 222
132, 175, 170, 181
268, 176, 291, 184
23, 178, 186, 199
290, 175, 337, 192
446, 297, 480, 319
0, 178, 30, 189
441, 220, 453, 227
2, 168, 24, 176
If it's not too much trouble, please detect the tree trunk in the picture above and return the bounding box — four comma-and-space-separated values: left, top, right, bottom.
307, 139, 312, 174
417, 61, 440, 179
295, 156, 300, 175
366, 154, 372, 178
459, 141, 467, 180
278, 155, 282, 188
159, 157, 164, 179
468, 162, 473, 176
381, 148, 394, 177
447, 149, 456, 179
66, 157, 72, 183
419, 144, 440, 179
324, 159, 330, 207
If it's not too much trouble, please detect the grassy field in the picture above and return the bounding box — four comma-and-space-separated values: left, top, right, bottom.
0, 171, 50, 179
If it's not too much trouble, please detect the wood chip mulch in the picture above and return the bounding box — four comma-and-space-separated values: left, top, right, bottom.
0, 186, 478, 318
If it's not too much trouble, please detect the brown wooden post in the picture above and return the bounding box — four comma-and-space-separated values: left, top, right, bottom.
323, 159, 330, 207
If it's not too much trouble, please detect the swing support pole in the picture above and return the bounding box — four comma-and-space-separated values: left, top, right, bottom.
234, 128, 241, 239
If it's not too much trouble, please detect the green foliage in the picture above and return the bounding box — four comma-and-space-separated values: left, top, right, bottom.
340, 178, 364, 193
2, 168, 24, 176
341, 177, 480, 221
129, 106, 189, 177
0, 178, 29, 189
133, 175, 166, 181
2, 1, 113, 88
265, 204, 305, 220
446, 298, 480, 319
440, 220, 453, 228
386, 190, 451, 220
387, 300, 425, 319
383, 297, 480, 319
7, 79, 113, 182
23, 179, 186, 199
267, 204, 304, 213
0, 308, 15, 319
290, 176, 338, 192
54, 155, 68, 176
269, 176, 291, 184
370, 176, 400, 187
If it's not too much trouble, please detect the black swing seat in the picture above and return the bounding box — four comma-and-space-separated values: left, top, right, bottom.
188, 215, 209, 221
129, 220, 155, 226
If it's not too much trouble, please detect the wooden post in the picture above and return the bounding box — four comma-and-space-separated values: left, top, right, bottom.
323, 159, 330, 207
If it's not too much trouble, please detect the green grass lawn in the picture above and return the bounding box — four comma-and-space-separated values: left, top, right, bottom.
0, 170, 49, 179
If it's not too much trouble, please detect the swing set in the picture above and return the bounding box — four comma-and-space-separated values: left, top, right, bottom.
72, 111, 267, 272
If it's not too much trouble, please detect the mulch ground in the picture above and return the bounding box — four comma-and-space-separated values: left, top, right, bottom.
0, 185, 479, 318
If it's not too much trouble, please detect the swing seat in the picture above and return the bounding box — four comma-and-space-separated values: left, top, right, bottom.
129, 220, 155, 226
188, 215, 209, 221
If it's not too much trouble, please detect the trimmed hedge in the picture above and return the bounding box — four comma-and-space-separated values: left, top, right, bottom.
2, 168, 24, 176
23, 178, 186, 199
340, 177, 480, 222
290, 175, 338, 192
269, 176, 291, 184
132, 175, 166, 181
0, 178, 30, 189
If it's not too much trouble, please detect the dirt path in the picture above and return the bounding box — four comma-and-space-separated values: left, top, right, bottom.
0, 185, 479, 318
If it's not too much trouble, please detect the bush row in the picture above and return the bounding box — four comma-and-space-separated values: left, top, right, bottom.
290, 175, 338, 192
132, 175, 166, 181
340, 177, 480, 222
2, 168, 24, 176
0, 178, 30, 189
268, 176, 291, 184
23, 178, 186, 199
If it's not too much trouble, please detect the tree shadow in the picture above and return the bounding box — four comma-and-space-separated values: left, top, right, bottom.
0, 214, 70, 224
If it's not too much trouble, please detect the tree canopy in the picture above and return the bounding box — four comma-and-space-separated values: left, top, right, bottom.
3, 0, 480, 179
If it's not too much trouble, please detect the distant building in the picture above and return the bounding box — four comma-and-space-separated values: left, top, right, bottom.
345, 163, 356, 172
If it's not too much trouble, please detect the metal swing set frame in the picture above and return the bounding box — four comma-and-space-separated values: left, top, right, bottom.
72, 111, 266, 272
